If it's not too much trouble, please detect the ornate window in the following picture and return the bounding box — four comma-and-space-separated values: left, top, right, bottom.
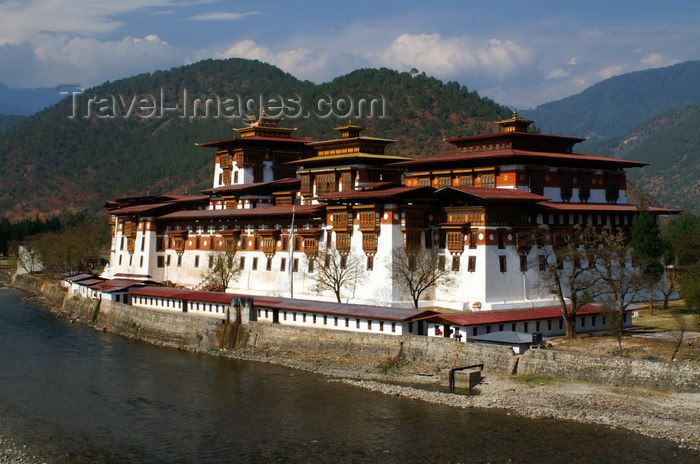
446, 231, 464, 252
605, 175, 620, 203
579, 175, 591, 202
560, 174, 573, 202
438, 176, 451, 188
529, 173, 544, 195
481, 173, 496, 188
336, 233, 351, 252
459, 175, 473, 187
317, 173, 337, 194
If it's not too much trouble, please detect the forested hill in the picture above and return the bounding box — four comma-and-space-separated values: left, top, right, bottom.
0, 59, 509, 220
522, 60, 700, 141
581, 105, 700, 213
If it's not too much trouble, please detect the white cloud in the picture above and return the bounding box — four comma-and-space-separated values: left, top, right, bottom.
598, 64, 627, 80
378, 33, 532, 79
546, 68, 570, 79
188, 11, 260, 21
212, 39, 331, 81
640, 52, 680, 68
0, 34, 181, 87
0, 0, 185, 45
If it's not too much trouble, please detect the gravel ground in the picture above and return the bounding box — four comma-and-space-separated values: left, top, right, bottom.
0, 435, 42, 464
220, 347, 700, 450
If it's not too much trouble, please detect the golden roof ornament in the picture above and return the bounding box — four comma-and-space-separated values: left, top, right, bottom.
495, 108, 535, 133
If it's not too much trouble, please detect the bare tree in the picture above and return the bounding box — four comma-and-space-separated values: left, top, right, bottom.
535, 226, 600, 338
310, 249, 363, 303
16, 243, 42, 275
669, 305, 687, 362
34, 221, 106, 276
589, 228, 643, 354
390, 247, 454, 308
204, 250, 241, 292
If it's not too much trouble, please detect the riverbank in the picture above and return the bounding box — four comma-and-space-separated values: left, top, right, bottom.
214, 345, 700, 450
0, 433, 38, 464
12, 279, 700, 451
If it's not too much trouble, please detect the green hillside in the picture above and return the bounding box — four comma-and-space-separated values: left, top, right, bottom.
522, 61, 700, 141
0, 115, 24, 135
582, 105, 700, 213
0, 59, 509, 219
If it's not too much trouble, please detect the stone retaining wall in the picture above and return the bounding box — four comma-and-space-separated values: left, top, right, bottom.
518, 348, 700, 392
12, 275, 700, 392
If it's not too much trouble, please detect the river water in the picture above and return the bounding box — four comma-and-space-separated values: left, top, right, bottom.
0, 287, 698, 463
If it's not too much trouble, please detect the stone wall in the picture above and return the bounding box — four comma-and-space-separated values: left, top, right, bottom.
518, 348, 700, 392
12, 275, 700, 392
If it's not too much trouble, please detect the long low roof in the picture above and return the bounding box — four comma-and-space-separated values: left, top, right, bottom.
421, 304, 635, 327
128, 287, 435, 321
537, 202, 681, 214
437, 186, 550, 202
389, 148, 648, 170
158, 204, 325, 221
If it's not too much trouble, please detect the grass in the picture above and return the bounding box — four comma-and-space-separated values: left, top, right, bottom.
513, 375, 559, 385
633, 299, 700, 332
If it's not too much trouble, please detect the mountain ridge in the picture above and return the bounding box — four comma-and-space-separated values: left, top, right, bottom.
0, 59, 509, 220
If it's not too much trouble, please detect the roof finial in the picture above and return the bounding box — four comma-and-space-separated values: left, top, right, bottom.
513, 108, 518, 118
349, 118, 352, 125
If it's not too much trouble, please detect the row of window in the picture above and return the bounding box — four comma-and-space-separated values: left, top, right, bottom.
258, 308, 398, 332
463, 313, 624, 336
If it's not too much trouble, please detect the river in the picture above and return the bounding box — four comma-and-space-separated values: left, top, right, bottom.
0, 287, 698, 463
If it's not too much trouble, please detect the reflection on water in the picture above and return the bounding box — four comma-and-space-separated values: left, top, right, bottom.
0, 288, 698, 463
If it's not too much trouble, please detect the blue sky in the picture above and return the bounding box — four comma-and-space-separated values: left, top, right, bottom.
0, 0, 699, 108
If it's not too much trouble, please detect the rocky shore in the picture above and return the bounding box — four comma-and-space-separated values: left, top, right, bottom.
0, 434, 40, 464
219, 347, 700, 450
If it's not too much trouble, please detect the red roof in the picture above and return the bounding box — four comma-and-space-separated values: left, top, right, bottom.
318, 185, 433, 201
201, 178, 300, 196
129, 287, 239, 304
437, 186, 549, 201
423, 304, 627, 326
445, 131, 586, 145
389, 148, 648, 169
537, 202, 682, 214
198, 135, 311, 147
113, 273, 152, 279
158, 204, 325, 221
252, 296, 435, 321
127, 287, 435, 321
90, 279, 149, 293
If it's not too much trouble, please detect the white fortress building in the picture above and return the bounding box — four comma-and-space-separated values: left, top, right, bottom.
102, 111, 673, 311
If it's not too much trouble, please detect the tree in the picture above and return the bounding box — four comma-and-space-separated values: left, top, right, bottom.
389, 247, 454, 309
32, 219, 107, 276
16, 243, 42, 275
535, 226, 600, 338
660, 214, 700, 310
204, 250, 241, 292
589, 228, 644, 354
310, 250, 363, 303
630, 204, 665, 314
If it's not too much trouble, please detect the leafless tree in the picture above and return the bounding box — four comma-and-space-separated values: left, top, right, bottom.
389, 247, 454, 308
534, 226, 601, 338
589, 228, 643, 354
310, 249, 363, 303
204, 250, 241, 292
669, 305, 687, 362
16, 243, 42, 275
34, 221, 105, 276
